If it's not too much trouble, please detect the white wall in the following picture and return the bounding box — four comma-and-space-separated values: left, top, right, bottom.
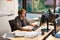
0, 0, 18, 36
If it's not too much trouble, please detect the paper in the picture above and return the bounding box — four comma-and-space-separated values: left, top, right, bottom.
2, 31, 41, 38
2, 32, 15, 38
33, 18, 39, 21
57, 31, 60, 34
14, 31, 40, 38
15, 31, 25, 37
24, 32, 38, 38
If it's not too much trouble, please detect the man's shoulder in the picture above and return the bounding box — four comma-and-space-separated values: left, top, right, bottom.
14, 16, 20, 21
15, 16, 19, 18
15, 16, 19, 19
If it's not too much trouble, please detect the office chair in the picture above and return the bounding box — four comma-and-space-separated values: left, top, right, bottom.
9, 20, 18, 32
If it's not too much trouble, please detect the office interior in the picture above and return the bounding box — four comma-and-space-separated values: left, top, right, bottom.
0, 0, 60, 40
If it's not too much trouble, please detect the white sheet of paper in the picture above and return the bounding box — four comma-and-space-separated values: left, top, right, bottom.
2, 32, 15, 38
24, 31, 39, 37
15, 31, 25, 36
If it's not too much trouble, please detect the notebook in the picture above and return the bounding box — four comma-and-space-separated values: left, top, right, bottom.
14, 31, 39, 38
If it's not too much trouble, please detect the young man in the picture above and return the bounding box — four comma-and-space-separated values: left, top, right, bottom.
15, 9, 36, 31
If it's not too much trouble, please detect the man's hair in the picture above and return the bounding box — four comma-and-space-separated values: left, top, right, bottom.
18, 9, 26, 16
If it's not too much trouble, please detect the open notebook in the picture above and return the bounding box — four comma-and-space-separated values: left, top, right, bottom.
14, 31, 40, 38
2, 31, 40, 38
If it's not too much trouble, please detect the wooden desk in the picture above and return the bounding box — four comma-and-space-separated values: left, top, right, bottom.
8, 24, 56, 40
9, 29, 56, 40
10, 35, 55, 40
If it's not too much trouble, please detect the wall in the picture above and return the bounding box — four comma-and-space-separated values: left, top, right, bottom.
0, 0, 18, 36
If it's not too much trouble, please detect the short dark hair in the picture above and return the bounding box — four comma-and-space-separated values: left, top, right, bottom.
18, 9, 26, 16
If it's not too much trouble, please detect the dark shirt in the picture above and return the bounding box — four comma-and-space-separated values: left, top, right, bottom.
15, 16, 30, 29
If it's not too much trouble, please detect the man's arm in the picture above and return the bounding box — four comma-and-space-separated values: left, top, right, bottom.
16, 21, 32, 31
20, 28, 32, 31
16, 23, 32, 31
26, 19, 37, 27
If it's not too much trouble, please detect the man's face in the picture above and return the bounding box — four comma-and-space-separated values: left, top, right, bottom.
21, 11, 26, 18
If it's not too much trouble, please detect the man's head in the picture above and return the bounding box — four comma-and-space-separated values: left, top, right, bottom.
18, 9, 26, 18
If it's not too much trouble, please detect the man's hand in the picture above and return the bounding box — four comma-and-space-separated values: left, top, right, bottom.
21, 28, 32, 31
30, 23, 37, 27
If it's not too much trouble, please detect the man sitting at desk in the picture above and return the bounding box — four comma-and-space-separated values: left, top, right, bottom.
15, 9, 37, 31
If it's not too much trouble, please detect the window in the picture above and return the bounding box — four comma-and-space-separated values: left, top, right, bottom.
18, 0, 22, 10
32, 0, 53, 12
26, 0, 32, 12
18, 0, 55, 13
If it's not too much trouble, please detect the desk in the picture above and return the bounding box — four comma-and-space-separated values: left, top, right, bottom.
10, 36, 55, 40
10, 29, 56, 40
9, 24, 56, 40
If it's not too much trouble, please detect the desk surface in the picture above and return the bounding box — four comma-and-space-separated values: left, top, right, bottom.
9, 24, 56, 40
10, 29, 56, 40
10, 36, 55, 40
